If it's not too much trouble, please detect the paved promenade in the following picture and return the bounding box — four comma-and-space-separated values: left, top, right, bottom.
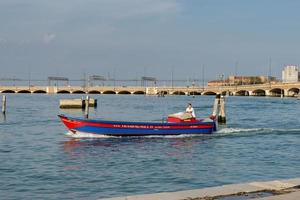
99, 178, 300, 200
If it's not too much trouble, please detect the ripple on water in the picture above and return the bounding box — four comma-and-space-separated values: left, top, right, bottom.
0, 95, 300, 199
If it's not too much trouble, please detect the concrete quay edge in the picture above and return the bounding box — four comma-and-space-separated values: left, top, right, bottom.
99, 178, 300, 200
253, 191, 300, 200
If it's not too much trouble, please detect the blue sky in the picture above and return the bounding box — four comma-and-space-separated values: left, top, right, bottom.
1, 0, 300, 81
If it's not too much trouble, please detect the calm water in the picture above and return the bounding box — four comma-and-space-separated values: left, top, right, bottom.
0, 94, 300, 200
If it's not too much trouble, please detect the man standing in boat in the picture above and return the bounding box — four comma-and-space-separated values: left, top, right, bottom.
186, 103, 196, 118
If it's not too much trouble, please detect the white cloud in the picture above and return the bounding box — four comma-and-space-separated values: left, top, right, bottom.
102, 0, 181, 19
43, 33, 56, 44
63, 0, 181, 21
0, 38, 9, 48
0, 38, 7, 44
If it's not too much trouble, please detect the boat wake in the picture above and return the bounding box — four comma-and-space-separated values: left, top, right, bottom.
65, 128, 300, 139
216, 127, 300, 136
216, 128, 264, 134
65, 131, 203, 139
142, 134, 201, 138
65, 131, 115, 138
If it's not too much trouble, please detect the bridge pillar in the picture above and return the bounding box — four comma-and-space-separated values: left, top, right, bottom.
146, 87, 157, 95
46, 86, 57, 94
284, 89, 289, 97
226, 91, 233, 96
232, 91, 236, 96
248, 91, 253, 96
265, 90, 270, 96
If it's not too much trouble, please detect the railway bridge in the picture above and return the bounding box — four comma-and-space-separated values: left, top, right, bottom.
0, 82, 299, 97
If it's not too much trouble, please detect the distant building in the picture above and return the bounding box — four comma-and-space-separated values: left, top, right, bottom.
227, 76, 275, 85
282, 65, 299, 83
208, 75, 276, 86
207, 80, 225, 87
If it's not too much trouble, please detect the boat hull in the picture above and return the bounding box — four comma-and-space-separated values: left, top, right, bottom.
58, 115, 217, 137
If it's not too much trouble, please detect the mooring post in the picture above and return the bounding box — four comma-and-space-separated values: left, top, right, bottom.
218, 95, 226, 124
94, 99, 97, 107
84, 95, 89, 119
2, 95, 6, 115
212, 94, 221, 117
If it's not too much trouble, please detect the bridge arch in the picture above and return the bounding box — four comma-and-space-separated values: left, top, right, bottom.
287, 88, 299, 97
269, 88, 284, 97
252, 89, 266, 96
57, 90, 70, 94
88, 90, 101, 94
72, 90, 86, 94
133, 91, 145, 95
203, 91, 217, 95
157, 91, 168, 95
1, 90, 15, 93
172, 91, 186, 95
189, 91, 201, 95
221, 91, 233, 96
118, 90, 131, 95
236, 90, 249, 96
32, 90, 46, 93
17, 90, 31, 93
103, 90, 116, 94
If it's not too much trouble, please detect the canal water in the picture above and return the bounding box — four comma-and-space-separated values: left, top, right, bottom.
0, 94, 299, 200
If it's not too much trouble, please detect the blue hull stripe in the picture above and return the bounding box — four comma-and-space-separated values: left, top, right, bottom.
75, 126, 215, 136
67, 116, 214, 126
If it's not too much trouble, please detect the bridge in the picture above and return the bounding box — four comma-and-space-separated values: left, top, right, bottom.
0, 82, 299, 97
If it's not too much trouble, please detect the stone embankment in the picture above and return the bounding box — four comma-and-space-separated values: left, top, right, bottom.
99, 178, 300, 200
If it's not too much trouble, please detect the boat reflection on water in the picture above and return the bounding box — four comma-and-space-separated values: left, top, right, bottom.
62, 135, 213, 155
63, 138, 115, 153
169, 136, 211, 148
61, 135, 215, 174
62, 138, 118, 171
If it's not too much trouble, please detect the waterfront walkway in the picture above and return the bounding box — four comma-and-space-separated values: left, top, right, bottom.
0, 82, 300, 97
99, 178, 300, 200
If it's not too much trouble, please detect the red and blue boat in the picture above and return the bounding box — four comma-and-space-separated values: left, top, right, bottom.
58, 113, 217, 137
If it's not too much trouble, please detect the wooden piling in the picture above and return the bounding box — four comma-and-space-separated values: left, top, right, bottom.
212, 94, 221, 117
84, 96, 90, 119
211, 94, 226, 124
218, 96, 226, 124
88, 98, 97, 107
2, 95, 6, 114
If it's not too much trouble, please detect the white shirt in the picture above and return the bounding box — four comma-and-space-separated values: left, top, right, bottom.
186, 107, 196, 118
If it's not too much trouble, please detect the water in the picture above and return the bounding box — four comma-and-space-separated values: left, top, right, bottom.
0, 94, 300, 200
